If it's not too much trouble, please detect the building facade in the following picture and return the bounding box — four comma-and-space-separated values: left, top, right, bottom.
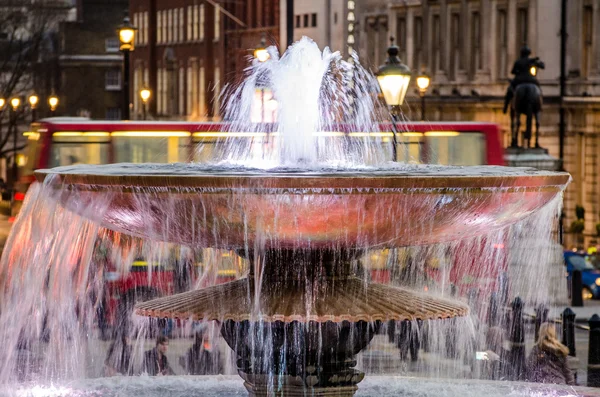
129, 0, 279, 121
289, 0, 347, 55
57, 0, 127, 119
353, 0, 600, 245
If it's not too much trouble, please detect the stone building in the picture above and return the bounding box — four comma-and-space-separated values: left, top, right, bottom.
58, 0, 127, 119
129, 0, 279, 121
353, 0, 600, 245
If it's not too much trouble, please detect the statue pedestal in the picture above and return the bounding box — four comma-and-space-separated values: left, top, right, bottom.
504, 147, 562, 171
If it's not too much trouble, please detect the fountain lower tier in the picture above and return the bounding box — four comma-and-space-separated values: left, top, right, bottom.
136, 250, 468, 396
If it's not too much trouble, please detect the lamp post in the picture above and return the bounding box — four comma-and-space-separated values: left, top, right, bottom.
416, 75, 430, 121
375, 38, 412, 161
48, 95, 59, 116
10, 97, 20, 188
28, 94, 39, 122
140, 88, 151, 120
254, 35, 270, 123
118, 16, 137, 121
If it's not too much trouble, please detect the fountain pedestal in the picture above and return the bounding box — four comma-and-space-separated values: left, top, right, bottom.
137, 249, 468, 396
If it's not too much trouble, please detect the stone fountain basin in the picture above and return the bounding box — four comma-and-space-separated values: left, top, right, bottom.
34, 164, 570, 248
3, 376, 597, 397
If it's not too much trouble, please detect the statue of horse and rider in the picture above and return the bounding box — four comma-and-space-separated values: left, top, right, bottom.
503, 46, 545, 149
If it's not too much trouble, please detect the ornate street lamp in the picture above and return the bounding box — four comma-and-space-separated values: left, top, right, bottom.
254, 35, 270, 123
118, 16, 137, 120
139, 88, 151, 120
48, 95, 59, 115
28, 94, 39, 121
376, 38, 411, 161
416, 74, 430, 121
254, 36, 270, 63
9, 97, 20, 187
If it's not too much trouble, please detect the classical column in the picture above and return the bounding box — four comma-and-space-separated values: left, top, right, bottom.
507, 0, 517, 67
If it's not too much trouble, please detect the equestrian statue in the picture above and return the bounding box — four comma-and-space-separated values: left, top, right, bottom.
503, 46, 545, 149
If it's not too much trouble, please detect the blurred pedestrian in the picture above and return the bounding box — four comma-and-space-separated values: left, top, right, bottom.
526, 323, 575, 385
143, 335, 175, 376
104, 334, 132, 376
179, 331, 222, 375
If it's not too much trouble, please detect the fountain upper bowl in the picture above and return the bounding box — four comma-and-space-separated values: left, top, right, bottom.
34, 163, 570, 248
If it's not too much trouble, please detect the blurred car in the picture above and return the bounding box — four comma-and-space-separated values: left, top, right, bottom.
564, 251, 600, 300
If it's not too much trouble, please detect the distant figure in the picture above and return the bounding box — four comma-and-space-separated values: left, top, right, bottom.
143, 336, 175, 376
526, 323, 575, 385
104, 334, 133, 376
179, 331, 223, 375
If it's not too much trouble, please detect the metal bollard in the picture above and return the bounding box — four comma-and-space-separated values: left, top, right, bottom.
509, 297, 526, 380
562, 308, 576, 357
588, 314, 600, 387
534, 304, 549, 342
572, 270, 584, 307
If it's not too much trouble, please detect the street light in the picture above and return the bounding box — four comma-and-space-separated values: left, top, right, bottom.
9, 97, 20, 188
375, 38, 412, 161
118, 16, 137, 120
254, 35, 270, 123
416, 74, 430, 121
28, 94, 39, 121
0, 98, 5, 110
139, 88, 151, 120
530, 66, 538, 77
48, 95, 59, 114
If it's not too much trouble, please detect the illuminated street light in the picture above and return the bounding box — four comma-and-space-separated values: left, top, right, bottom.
254, 35, 270, 63
530, 66, 537, 76
28, 94, 39, 121
139, 88, 151, 120
10, 97, 20, 111
118, 16, 137, 120
375, 37, 411, 161
416, 74, 430, 121
0, 98, 5, 110
48, 95, 59, 114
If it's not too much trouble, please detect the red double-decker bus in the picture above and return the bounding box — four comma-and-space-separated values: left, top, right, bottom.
16, 119, 507, 332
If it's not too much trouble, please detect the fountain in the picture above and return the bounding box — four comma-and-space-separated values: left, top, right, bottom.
0, 38, 580, 396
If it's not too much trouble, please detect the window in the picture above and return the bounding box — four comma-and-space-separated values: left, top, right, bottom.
187, 6, 193, 40
296, 15, 301, 28
49, 134, 110, 167
582, 5, 594, 77
179, 8, 184, 42
192, 5, 198, 40
105, 69, 121, 90
311, 13, 317, 27
414, 16, 423, 71
133, 13, 139, 45
162, 11, 167, 44
450, 12, 461, 78
497, 9, 508, 79
157, 11, 163, 43
143, 12, 149, 44
168, 9, 174, 43
105, 38, 119, 52
158, 68, 164, 114
186, 66, 193, 115
214, 4, 220, 41
200, 4, 205, 41
213, 66, 220, 118
397, 16, 407, 62
516, 7, 528, 49
199, 66, 206, 117
334, 12, 338, 24
471, 11, 481, 75
432, 14, 441, 73
303, 14, 309, 27
181, 67, 187, 115
173, 9, 179, 42
106, 107, 121, 120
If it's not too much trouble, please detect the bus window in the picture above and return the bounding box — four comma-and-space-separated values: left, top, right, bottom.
50, 134, 110, 167
113, 136, 189, 163
426, 132, 486, 166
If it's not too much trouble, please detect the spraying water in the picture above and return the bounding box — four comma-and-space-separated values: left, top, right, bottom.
0, 37, 574, 397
